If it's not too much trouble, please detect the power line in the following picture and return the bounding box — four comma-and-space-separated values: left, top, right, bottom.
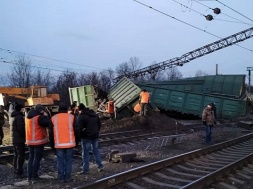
0, 60, 64, 73
0, 47, 108, 71
193, 0, 253, 26
0, 59, 105, 74
171, 0, 206, 18
132, 0, 253, 53
215, 0, 253, 23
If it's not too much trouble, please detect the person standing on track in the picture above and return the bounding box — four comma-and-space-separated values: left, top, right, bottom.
26, 104, 50, 183
50, 103, 79, 183
10, 104, 26, 178
202, 103, 216, 144
77, 103, 103, 174
139, 89, 150, 116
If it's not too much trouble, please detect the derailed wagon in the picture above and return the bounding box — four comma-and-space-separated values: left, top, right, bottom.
136, 83, 246, 119
69, 75, 248, 119
111, 75, 248, 119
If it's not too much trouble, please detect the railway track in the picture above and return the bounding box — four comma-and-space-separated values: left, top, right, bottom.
0, 126, 198, 161
73, 132, 253, 189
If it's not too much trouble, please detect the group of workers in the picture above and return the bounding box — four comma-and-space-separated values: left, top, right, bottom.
8, 102, 103, 184
1, 88, 216, 185
0, 90, 149, 183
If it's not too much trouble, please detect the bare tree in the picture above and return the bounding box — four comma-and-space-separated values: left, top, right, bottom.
52, 71, 78, 105
78, 73, 89, 86
144, 61, 166, 81
85, 72, 100, 85
32, 69, 54, 89
166, 67, 183, 81
98, 69, 114, 92
195, 70, 208, 77
128, 57, 142, 71
115, 56, 142, 78
0, 74, 9, 86
115, 62, 131, 76
8, 56, 34, 87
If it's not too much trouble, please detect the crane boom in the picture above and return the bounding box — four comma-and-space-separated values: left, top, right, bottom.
116, 26, 253, 80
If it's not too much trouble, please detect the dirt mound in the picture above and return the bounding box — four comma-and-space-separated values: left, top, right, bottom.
100, 111, 179, 133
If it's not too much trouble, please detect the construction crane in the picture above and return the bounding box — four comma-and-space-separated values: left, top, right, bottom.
115, 26, 253, 80
0, 85, 60, 119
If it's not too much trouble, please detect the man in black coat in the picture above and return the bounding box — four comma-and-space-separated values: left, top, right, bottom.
0, 105, 5, 145
77, 103, 103, 174
10, 104, 26, 178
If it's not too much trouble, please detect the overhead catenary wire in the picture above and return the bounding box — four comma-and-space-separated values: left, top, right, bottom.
193, 0, 253, 26
0, 47, 108, 72
0, 60, 64, 73
133, 0, 253, 53
215, 0, 253, 23
171, 0, 209, 19
0, 59, 103, 74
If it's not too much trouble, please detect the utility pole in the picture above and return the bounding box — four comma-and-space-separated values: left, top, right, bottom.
247, 67, 253, 98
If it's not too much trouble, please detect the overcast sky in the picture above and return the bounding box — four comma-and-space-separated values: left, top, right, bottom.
0, 0, 253, 79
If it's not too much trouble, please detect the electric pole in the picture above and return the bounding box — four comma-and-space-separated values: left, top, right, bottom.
247, 67, 253, 98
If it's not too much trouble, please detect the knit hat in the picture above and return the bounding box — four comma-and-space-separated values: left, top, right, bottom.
70, 103, 76, 109
59, 103, 68, 111
15, 104, 24, 112
35, 104, 44, 112
78, 103, 86, 111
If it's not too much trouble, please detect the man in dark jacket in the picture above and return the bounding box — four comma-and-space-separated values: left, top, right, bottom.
0, 105, 5, 145
77, 103, 103, 174
202, 103, 216, 144
26, 104, 50, 183
10, 104, 26, 178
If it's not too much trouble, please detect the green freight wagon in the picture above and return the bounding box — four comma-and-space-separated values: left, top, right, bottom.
135, 74, 246, 99
136, 83, 247, 119
68, 85, 98, 111
108, 77, 142, 117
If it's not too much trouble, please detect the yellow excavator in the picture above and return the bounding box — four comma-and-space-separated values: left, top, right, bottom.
0, 85, 60, 119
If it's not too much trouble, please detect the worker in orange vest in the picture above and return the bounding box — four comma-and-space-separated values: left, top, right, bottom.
25, 104, 50, 184
49, 103, 79, 183
139, 89, 150, 116
107, 98, 115, 119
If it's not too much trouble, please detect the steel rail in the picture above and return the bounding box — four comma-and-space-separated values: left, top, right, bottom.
181, 153, 253, 189
73, 132, 253, 189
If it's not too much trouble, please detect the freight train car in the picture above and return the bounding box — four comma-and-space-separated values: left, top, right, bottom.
135, 74, 246, 99
109, 76, 247, 119
136, 83, 246, 119
68, 85, 98, 111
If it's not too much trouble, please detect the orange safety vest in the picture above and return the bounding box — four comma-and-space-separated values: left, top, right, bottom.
140, 91, 150, 103
134, 103, 141, 113
25, 115, 48, 146
51, 113, 75, 149
107, 100, 114, 114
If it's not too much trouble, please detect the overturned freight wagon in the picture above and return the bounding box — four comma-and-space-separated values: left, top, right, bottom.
109, 76, 247, 119
136, 77, 247, 119
108, 77, 143, 117
68, 80, 147, 117
68, 85, 98, 111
